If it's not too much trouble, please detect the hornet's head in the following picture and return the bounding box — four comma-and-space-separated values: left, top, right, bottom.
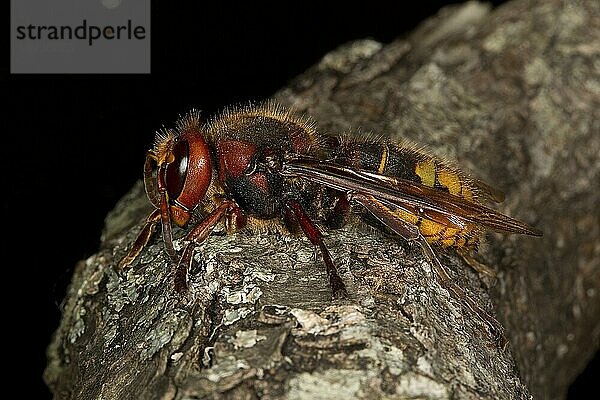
144, 111, 213, 256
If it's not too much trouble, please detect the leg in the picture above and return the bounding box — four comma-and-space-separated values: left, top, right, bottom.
324, 191, 350, 229
417, 235, 506, 347
285, 199, 348, 299
225, 201, 247, 234
119, 208, 161, 269
457, 248, 497, 279
352, 193, 506, 346
175, 200, 233, 293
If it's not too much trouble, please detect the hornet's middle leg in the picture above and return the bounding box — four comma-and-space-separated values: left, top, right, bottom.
285, 199, 348, 299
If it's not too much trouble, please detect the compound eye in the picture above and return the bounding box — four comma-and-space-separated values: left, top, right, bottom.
165, 140, 190, 199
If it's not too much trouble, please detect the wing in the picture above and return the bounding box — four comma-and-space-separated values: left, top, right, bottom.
282, 155, 542, 236
472, 177, 505, 203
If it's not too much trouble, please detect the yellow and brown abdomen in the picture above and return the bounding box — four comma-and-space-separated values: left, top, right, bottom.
338, 139, 480, 248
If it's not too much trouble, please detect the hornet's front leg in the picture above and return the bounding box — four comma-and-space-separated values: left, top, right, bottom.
118, 208, 162, 269
175, 199, 237, 293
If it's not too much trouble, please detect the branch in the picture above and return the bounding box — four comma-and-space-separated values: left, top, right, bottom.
45, 1, 600, 399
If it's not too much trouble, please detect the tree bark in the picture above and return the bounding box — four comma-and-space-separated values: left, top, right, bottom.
45, 0, 600, 399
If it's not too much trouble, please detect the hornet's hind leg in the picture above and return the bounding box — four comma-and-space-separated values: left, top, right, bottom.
351, 192, 506, 347
457, 248, 497, 280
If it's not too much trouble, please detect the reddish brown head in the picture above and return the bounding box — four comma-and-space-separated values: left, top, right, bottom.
144, 110, 213, 259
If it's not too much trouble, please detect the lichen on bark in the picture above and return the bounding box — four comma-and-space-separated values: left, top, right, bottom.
46, 1, 600, 399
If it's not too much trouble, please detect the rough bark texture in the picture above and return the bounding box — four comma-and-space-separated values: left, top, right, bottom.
45, 0, 599, 399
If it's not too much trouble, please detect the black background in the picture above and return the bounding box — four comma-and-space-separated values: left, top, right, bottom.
5, 1, 595, 398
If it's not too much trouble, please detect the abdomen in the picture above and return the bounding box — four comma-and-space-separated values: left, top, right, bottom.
334, 138, 481, 248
